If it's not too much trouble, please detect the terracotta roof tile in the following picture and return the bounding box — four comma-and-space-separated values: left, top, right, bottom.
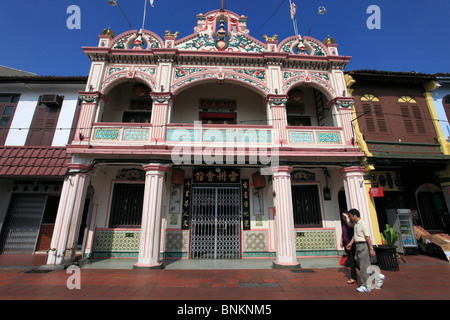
30, 148, 41, 158
0, 148, 11, 158
38, 149, 48, 158
29, 167, 39, 176
21, 166, 32, 176
0, 147, 70, 177
9, 148, 19, 158
36, 166, 47, 176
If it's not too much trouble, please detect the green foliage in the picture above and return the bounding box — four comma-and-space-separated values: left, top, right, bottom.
380, 224, 406, 263
380, 224, 398, 246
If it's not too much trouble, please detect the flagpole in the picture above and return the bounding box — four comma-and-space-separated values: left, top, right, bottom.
142, 0, 148, 30
294, 17, 298, 36
289, 0, 298, 36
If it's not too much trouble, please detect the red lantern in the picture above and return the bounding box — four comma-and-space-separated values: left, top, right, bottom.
252, 172, 266, 189
133, 83, 150, 97
171, 168, 185, 185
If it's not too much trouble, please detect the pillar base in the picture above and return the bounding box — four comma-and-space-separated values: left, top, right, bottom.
272, 261, 301, 269
39, 264, 68, 271
133, 262, 164, 270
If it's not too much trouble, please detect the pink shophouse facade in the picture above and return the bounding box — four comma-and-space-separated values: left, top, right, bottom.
46, 8, 375, 269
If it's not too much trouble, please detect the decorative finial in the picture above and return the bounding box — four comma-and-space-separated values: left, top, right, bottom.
323, 35, 335, 45
263, 35, 278, 42
165, 30, 180, 39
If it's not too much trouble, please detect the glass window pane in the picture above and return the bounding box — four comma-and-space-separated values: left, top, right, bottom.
0, 95, 11, 103
0, 117, 10, 127
3, 106, 13, 116
11, 95, 20, 103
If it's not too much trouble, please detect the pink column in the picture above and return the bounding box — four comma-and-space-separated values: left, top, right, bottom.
271, 166, 300, 268
150, 93, 172, 143
330, 97, 356, 146
74, 92, 107, 143
267, 95, 289, 145
45, 164, 91, 267
339, 166, 374, 241
134, 164, 169, 269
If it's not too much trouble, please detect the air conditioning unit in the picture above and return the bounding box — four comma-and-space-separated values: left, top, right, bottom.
40, 94, 63, 107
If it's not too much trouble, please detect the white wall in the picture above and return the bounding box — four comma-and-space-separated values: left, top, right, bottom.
2, 84, 83, 147
52, 92, 79, 146
171, 82, 266, 124
4, 92, 36, 145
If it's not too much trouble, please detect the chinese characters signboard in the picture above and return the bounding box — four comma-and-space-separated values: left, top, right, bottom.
242, 179, 250, 230
181, 179, 191, 230
193, 168, 240, 184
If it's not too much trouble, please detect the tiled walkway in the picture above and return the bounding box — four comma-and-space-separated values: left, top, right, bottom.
0, 253, 449, 300
80, 257, 342, 270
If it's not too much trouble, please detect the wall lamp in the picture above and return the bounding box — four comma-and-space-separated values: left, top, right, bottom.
307, 6, 327, 36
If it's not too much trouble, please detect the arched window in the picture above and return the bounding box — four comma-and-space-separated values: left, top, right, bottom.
361, 94, 380, 102
398, 96, 417, 103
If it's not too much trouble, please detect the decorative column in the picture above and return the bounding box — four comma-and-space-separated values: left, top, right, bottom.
267, 95, 289, 145
271, 166, 300, 268
437, 165, 450, 214
45, 164, 91, 268
74, 92, 108, 143
339, 166, 376, 243
134, 164, 169, 269
328, 97, 355, 146
150, 93, 173, 143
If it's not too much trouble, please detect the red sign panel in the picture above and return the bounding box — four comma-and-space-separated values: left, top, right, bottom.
370, 187, 384, 197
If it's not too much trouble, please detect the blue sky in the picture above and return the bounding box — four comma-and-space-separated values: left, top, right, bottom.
0, 0, 448, 76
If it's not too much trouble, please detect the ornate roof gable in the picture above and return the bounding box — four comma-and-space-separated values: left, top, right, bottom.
109, 29, 164, 50
175, 9, 267, 53
279, 36, 329, 56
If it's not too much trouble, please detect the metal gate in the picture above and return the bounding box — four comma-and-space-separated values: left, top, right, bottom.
0, 194, 47, 254
190, 186, 241, 259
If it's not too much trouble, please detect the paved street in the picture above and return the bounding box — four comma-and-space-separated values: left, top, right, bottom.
0, 253, 449, 301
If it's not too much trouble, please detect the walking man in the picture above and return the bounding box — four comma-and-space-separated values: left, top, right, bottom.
346, 208, 385, 292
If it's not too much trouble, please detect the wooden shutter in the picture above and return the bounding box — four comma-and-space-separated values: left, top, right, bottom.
411, 105, 426, 134
373, 104, 388, 133
0, 94, 19, 145
400, 105, 415, 134
292, 185, 322, 227
109, 184, 144, 227
362, 104, 376, 132
26, 100, 62, 146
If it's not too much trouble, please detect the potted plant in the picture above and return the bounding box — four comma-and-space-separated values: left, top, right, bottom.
373, 224, 405, 271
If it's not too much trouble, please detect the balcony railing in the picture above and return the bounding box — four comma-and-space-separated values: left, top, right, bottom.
165, 124, 272, 146
90, 123, 151, 143
287, 126, 344, 146
88, 123, 345, 147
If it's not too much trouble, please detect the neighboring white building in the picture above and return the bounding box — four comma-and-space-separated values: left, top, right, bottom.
0, 73, 86, 255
